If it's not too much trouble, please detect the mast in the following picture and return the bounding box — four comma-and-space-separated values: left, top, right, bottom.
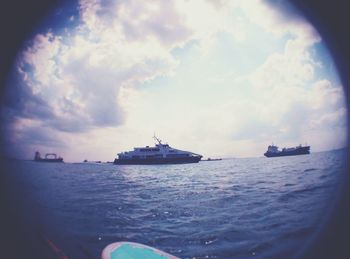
153, 134, 162, 145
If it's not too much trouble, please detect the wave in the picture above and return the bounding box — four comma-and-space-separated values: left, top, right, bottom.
278, 184, 330, 202
304, 168, 318, 172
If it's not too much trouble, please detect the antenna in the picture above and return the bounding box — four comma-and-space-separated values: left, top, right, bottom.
153, 133, 162, 144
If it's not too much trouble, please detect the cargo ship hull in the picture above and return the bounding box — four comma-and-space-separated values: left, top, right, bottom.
264, 146, 310, 157
34, 158, 64, 162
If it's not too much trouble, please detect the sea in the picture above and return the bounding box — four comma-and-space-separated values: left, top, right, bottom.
1, 150, 346, 258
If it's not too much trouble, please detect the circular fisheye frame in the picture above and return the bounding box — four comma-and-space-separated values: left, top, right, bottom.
0, 1, 348, 259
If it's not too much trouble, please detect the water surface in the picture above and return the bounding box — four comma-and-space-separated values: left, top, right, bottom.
4, 150, 345, 258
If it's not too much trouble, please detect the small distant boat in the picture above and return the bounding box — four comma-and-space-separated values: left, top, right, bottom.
264, 144, 310, 157
202, 158, 222, 161
83, 160, 102, 163
34, 151, 64, 162
114, 136, 202, 165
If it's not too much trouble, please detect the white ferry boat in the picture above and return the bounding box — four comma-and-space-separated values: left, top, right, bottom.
114, 136, 202, 165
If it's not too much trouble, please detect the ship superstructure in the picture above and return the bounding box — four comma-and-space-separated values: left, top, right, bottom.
34, 151, 64, 162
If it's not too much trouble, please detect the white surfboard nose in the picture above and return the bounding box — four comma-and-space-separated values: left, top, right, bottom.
101, 241, 179, 259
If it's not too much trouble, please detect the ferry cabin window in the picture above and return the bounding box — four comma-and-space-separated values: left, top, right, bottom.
140, 148, 160, 152
145, 154, 162, 158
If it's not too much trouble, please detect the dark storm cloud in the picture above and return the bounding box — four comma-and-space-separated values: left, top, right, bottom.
2, 64, 91, 134
0, 119, 66, 159
18, 125, 65, 147
3, 69, 54, 122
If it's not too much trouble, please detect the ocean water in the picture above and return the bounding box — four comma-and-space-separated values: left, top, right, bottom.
2, 150, 345, 258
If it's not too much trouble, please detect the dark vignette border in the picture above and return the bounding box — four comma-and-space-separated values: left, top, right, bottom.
0, 1, 349, 258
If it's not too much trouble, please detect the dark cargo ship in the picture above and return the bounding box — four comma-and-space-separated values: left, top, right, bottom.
264, 144, 310, 157
34, 151, 64, 162
114, 136, 202, 165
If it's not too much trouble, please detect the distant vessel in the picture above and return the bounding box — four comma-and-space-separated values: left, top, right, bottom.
114, 136, 202, 165
34, 151, 64, 162
202, 158, 222, 161
264, 144, 310, 157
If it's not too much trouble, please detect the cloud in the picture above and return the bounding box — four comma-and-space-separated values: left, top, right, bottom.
3, 69, 54, 121
229, 78, 347, 149
79, 0, 192, 47
0, 117, 66, 159
1, 0, 197, 158
240, 0, 320, 44
1, 0, 346, 160
310, 79, 345, 110
5, 0, 193, 133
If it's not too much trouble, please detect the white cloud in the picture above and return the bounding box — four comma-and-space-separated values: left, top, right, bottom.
239, 0, 320, 44
14, 0, 195, 134
310, 80, 345, 110
22, 33, 61, 87
2, 0, 346, 160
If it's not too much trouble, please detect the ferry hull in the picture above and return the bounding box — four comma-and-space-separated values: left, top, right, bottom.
114, 156, 201, 165
264, 147, 310, 157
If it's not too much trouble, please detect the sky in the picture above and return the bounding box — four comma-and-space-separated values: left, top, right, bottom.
1, 0, 347, 162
